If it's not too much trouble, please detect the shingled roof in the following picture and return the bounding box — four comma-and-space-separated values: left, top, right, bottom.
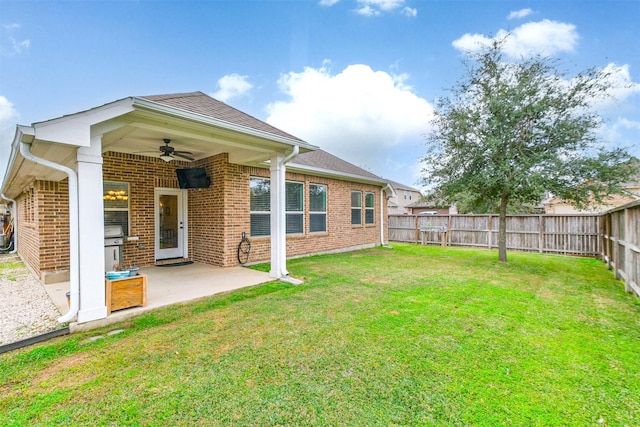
141, 93, 385, 184
386, 179, 421, 193
140, 92, 305, 143
292, 149, 386, 182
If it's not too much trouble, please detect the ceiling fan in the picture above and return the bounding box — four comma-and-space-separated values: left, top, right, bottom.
159, 139, 194, 162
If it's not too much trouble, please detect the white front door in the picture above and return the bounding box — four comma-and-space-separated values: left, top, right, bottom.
155, 188, 187, 260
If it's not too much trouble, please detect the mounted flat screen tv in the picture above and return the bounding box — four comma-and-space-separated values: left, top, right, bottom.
176, 168, 211, 189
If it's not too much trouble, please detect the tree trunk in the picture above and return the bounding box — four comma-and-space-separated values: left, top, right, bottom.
498, 193, 509, 263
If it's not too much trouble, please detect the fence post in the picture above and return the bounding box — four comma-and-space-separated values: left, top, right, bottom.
538, 215, 544, 253
448, 214, 452, 246
624, 206, 631, 293
487, 215, 492, 249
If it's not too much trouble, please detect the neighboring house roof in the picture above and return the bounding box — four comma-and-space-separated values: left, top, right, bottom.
290, 149, 388, 185
544, 193, 638, 213
386, 179, 421, 194
140, 92, 305, 143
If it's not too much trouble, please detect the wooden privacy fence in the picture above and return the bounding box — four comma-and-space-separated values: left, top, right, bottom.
601, 200, 640, 297
389, 207, 640, 298
388, 214, 601, 256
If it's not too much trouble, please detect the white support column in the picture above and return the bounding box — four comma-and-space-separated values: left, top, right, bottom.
76, 135, 107, 323
270, 153, 288, 279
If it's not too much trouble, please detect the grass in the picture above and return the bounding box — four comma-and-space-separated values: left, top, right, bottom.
1, 243, 639, 426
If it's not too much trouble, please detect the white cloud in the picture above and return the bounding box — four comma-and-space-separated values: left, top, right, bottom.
0, 96, 18, 134
11, 38, 30, 52
600, 63, 640, 104
508, 8, 533, 20
356, 5, 379, 16
266, 63, 434, 175
1, 22, 31, 56
453, 19, 579, 58
0, 96, 19, 179
597, 117, 640, 157
319, 0, 340, 5
402, 7, 417, 17
211, 74, 253, 103
355, 0, 414, 16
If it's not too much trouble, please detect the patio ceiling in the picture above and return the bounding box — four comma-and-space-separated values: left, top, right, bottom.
100, 108, 288, 166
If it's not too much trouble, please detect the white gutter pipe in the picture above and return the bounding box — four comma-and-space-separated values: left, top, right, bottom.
380, 183, 395, 247
19, 142, 79, 324
0, 194, 17, 253
282, 145, 299, 164
380, 185, 388, 246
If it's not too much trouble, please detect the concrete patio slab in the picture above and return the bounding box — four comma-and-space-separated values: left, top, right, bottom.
44, 263, 273, 332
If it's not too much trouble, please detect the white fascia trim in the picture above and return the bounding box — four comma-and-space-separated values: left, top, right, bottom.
1, 125, 34, 195
31, 99, 136, 147
286, 163, 390, 187
132, 97, 318, 151
31, 98, 135, 128
383, 183, 397, 199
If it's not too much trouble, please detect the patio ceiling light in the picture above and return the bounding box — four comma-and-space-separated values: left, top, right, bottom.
160, 154, 173, 162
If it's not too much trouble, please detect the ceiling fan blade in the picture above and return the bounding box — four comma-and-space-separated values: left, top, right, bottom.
174, 150, 193, 155
173, 152, 195, 161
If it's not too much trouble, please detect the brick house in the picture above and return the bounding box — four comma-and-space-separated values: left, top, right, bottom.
2, 92, 393, 324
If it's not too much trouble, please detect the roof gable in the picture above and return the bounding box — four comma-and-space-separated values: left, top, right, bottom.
387, 179, 421, 193
140, 92, 305, 143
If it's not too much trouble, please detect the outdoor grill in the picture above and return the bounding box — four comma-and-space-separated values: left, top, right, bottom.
104, 225, 124, 272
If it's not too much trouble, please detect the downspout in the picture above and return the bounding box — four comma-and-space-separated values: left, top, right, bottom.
380, 184, 389, 246
19, 142, 79, 324
283, 145, 299, 164
0, 194, 17, 253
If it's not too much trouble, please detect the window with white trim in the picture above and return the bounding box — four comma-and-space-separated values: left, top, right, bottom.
103, 181, 130, 235
250, 177, 271, 237
365, 192, 375, 224
286, 181, 304, 234
309, 184, 327, 233
351, 191, 362, 225
250, 177, 305, 236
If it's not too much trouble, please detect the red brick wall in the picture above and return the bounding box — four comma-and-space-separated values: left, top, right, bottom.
16, 188, 39, 277
103, 152, 190, 267
20, 151, 387, 279
16, 180, 70, 280
236, 167, 386, 265
188, 153, 235, 266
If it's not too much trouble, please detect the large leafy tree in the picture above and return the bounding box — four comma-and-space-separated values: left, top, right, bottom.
422, 38, 635, 262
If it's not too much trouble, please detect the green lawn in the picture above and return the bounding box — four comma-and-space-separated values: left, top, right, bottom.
2, 244, 639, 426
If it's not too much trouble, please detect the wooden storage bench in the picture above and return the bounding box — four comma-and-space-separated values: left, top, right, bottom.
106, 274, 147, 314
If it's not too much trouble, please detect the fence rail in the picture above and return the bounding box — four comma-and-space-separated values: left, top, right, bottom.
389, 214, 601, 256
389, 207, 640, 298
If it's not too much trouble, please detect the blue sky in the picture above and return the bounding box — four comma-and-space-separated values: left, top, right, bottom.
1, 0, 639, 189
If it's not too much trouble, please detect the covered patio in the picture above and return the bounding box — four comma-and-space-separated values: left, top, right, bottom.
44, 263, 273, 331
3, 92, 316, 325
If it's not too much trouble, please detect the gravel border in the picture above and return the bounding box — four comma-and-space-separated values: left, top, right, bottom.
0, 254, 62, 346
